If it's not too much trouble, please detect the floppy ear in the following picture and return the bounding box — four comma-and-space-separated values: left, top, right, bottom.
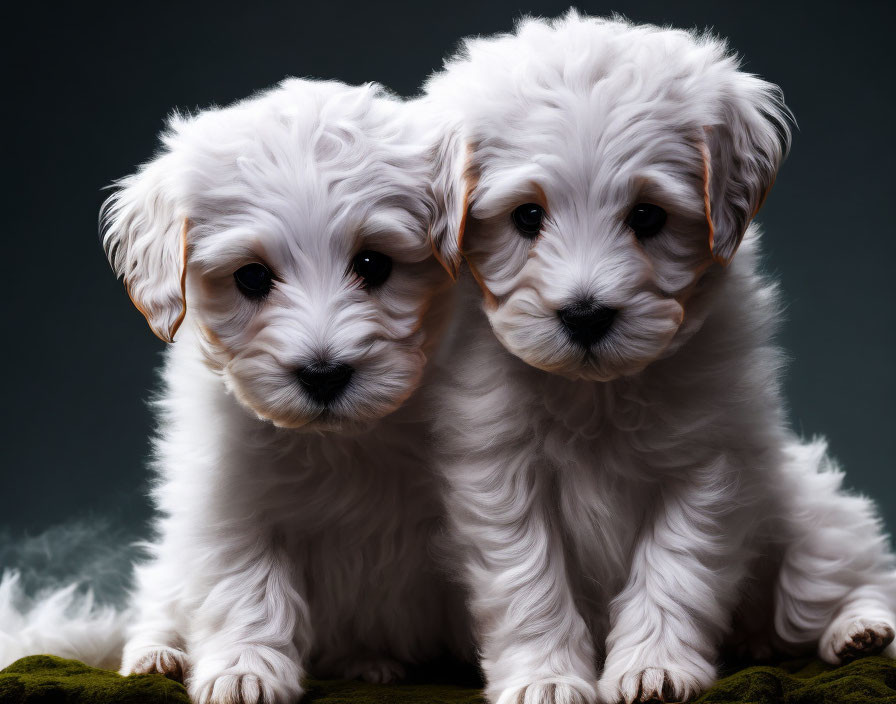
101, 150, 189, 343
428, 127, 472, 279
700, 75, 791, 265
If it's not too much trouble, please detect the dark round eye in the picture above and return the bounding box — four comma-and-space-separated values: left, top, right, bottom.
511, 203, 545, 238
626, 203, 667, 240
352, 250, 392, 289
234, 263, 273, 298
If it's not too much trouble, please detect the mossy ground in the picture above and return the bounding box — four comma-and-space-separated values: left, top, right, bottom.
1, 654, 894, 703
0, 655, 189, 703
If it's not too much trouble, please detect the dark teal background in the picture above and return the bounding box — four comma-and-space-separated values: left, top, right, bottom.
1, 1, 893, 550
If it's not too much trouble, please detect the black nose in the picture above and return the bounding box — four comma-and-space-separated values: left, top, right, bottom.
557, 301, 617, 347
297, 361, 354, 405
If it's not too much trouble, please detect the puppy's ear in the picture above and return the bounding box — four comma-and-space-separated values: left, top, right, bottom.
701, 75, 791, 265
101, 149, 189, 343
428, 127, 472, 279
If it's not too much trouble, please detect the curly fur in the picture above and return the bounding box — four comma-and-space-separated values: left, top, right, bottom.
109, 79, 472, 704
1, 78, 471, 704
423, 12, 896, 704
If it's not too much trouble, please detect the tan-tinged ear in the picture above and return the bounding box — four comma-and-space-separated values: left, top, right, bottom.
700, 75, 791, 265
123, 218, 188, 343
429, 128, 473, 279
101, 152, 189, 343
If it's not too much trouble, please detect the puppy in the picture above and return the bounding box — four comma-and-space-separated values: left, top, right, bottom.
424, 13, 896, 704
101, 79, 467, 704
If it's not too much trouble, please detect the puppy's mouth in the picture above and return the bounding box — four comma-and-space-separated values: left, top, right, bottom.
304, 408, 348, 431
234, 389, 364, 433
300, 405, 392, 435
310, 406, 352, 426
496, 320, 679, 382
228, 345, 426, 433
283, 392, 392, 433
264, 406, 364, 434
525, 351, 647, 383
579, 348, 622, 381
491, 287, 687, 382
545, 353, 627, 382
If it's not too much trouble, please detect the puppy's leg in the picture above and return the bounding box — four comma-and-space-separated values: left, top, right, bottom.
187, 534, 309, 704
445, 447, 596, 704
121, 537, 189, 681
597, 462, 746, 704
820, 590, 895, 663
774, 440, 896, 664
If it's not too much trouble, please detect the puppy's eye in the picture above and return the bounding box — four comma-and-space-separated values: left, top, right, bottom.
511, 203, 544, 238
234, 263, 273, 298
626, 203, 667, 240
352, 250, 392, 289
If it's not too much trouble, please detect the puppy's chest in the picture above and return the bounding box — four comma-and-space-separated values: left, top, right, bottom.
548, 431, 651, 599
538, 372, 721, 477
295, 484, 445, 590
273, 439, 440, 532
536, 385, 699, 610
296, 450, 449, 619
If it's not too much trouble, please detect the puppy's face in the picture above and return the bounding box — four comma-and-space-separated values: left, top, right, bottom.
428, 15, 788, 381
103, 80, 449, 430
458, 133, 706, 381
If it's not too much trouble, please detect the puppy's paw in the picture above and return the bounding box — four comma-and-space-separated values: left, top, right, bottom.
342, 657, 406, 684
495, 676, 595, 704
122, 645, 188, 682
190, 650, 302, 704
598, 650, 714, 704
822, 617, 895, 664
193, 672, 272, 704
598, 668, 688, 703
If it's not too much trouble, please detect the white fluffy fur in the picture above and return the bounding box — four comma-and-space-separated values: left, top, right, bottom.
112, 79, 473, 704
1, 16, 893, 704
0, 78, 471, 703
423, 13, 896, 704
0, 571, 128, 670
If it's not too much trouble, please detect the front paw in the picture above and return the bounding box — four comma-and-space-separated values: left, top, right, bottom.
598, 650, 715, 703
495, 676, 596, 704
121, 645, 188, 682
821, 616, 896, 664
192, 672, 272, 704
190, 649, 302, 704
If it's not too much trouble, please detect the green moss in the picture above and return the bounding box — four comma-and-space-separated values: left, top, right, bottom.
303, 678, 485, 704
694, 656, 896, 703
0, 655, 190, 703
2, 655, 894, 704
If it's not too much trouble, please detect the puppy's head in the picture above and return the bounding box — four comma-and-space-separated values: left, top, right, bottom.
427, 13, 790, 380
102, 79, 451, 431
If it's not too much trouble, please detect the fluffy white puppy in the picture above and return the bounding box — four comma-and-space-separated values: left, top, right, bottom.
99, 79, 467, 704
424, 13, 896, 704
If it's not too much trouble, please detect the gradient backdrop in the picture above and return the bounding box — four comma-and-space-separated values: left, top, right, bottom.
2, 1, 893, 567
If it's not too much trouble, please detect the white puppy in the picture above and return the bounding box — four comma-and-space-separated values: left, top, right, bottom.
100, 79, 467, 704
424, 13, 896, 704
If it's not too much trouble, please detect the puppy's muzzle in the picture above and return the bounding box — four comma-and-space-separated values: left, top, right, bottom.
557, 300, 617, 348
297, 361, 354, 405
